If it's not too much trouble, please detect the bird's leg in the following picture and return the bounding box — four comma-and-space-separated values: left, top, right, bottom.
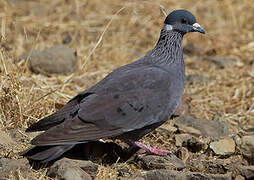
125, 140, 170, 157
133, 141, 170, 157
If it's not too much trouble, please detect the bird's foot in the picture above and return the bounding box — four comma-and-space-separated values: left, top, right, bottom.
133, 141, 170, 157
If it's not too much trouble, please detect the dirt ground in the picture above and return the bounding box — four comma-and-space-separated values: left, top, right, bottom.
0, 0, 254, 179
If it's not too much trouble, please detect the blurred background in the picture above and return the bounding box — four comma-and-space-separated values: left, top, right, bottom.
0, 0, 254, 179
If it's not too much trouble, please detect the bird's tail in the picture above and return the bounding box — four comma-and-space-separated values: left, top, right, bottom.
20, 144, 74, 163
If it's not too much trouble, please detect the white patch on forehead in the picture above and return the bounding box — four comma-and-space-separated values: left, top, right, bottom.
163, 24, 173, 31
193, 23, 201, 28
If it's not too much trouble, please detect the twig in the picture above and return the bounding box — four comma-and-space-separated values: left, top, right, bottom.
81, 6, 126, 69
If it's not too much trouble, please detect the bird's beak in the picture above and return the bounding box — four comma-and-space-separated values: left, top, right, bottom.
192, 23, 205, 34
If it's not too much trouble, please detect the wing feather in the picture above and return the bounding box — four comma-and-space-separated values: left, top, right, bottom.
31, 66, 176, 145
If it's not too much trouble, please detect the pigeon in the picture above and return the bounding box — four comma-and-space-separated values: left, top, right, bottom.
22, 9, 205, 163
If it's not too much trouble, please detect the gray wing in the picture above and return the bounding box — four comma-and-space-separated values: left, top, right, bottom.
25, 93, 92, 132
31, 66, 173, 145
25, 61, 155, 132
26, 62, 146, 132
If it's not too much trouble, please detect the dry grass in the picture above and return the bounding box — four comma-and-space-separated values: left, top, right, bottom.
0, 0, 254, 179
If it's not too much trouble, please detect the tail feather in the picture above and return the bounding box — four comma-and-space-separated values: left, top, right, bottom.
21, 145, 74, 163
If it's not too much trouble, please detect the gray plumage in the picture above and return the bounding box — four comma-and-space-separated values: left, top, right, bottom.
22, 9, 205, 163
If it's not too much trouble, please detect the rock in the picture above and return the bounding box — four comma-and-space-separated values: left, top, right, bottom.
175, 134, 192, 147
175, 134, 205, 153
241, 136, 254, 154
17, 45, 77, 75
235, 175, 245, 180
79, 161, 98, 179
62, 34, 73, 44
237, 166, 254, 179
144, 170, 184, 180
187, 172, 232, 180
175, 115, 233, 138
186, 74, 209, 85
47, 158, 97, 180
173, 94, 192, 117
176, 147, 189, 163
233, 135, 242, 147
177, 124, 202, 137
0, 130, 15, 146
142, 169, 232, 180
204, 56, 243, 69
138, 154, 185, 170
186, 154, 245, 175
243, 125, 254, 132
120, 177, 145, 180
6, 1, 52, 17
185, 136, 205, 153
116, 165, 133, 177
210, 138, 235, 156
183, 44, 203, 56
238, 135, 254, 163
247, 42, 254, 51
0, 158, 34, 179
52, 167, 91, 180
158, 124, 178, 135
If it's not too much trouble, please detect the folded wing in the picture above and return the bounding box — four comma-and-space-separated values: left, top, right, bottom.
31, 66, 173, 146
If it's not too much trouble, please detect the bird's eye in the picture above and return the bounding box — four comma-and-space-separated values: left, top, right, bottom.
181, 18, 187, 24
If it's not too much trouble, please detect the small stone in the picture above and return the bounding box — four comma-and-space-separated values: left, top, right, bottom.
138, 154, 185, 170
175, 134, 204, 153
63, 168, 91, 180
175, 134, 192, 147
17, 45, 77, 75
186, 74, 209, 85
62, 34, 72, 44
243, 125, 254, 132
247, 42, 254, 50
144, 169, 184, 180
173, 94, 192, 117
175, 115, 233, 138
79, 161, 99, 179
120, 177, 145, 180
204, 56, 242, 68
158, 124, 178, 134
0, 158, 34, 179
240, 136, 254, 160
233, 135, 242, 147
187, 172, 232, 180
116, 165, 132, 177
0, 130, 15, 146
241, 136, 254, 150
176, 147, 189, 163
185, 136, 205, 153
237, 166, 254, 179
210, 138, 235, 156
177, 124, 201, 137
143, 169, 232, 180
47, 158, 96, 180
235, 175, 245, 180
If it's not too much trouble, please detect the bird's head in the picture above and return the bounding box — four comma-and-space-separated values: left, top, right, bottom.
164, 9, 205, 35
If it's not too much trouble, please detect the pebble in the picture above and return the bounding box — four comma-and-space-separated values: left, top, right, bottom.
210, 138, 235, 156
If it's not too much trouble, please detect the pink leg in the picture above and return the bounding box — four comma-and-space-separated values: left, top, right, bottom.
134, 141, 170, 157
